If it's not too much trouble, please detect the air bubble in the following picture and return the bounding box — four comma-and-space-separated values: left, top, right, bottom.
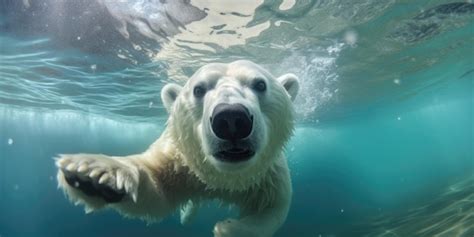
7, 138, 13, 145
133, 44, 142, 51
22, 0, 30, 8
397, 117, 401, 121
343, 30, 358, 46
393, 79, 401, 85
149, 101, 153, 108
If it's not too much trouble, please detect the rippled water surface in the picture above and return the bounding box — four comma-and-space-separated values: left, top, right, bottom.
0, 0, 473, 236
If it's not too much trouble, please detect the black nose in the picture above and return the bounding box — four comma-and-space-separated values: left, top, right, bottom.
211, 103, 253, 141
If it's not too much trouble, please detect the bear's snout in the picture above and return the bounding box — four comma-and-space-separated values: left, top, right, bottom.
211, 103, 253, 141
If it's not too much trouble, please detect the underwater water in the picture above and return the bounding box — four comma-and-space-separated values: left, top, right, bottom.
0, 0, 473, 236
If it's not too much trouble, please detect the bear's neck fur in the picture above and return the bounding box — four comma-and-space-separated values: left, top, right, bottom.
146, 138, 289, 212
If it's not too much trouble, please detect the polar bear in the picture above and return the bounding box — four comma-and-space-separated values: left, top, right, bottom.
55, 60, 299, 237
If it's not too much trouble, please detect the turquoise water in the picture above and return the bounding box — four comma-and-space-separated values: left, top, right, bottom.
0, 1, 473, 236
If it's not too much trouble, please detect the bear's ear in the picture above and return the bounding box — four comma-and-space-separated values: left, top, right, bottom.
161, 83, 182, 112
277, 73, 299, 101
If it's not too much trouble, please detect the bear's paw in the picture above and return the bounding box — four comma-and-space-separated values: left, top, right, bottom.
56, 154, 139, 204
213, 218, 266, 237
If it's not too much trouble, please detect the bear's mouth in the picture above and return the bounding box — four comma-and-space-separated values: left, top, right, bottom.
214, 147, 255, 162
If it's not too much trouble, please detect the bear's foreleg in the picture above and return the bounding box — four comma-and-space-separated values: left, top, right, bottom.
56, 153, 172, 220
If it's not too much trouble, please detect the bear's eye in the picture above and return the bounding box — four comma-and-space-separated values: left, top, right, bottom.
253, 79, 266, 92
193, 85, 206, 98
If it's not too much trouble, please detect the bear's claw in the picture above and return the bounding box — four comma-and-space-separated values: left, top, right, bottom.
63, 171, 125, 203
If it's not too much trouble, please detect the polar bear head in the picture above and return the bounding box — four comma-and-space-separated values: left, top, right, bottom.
161, 60, 299, 190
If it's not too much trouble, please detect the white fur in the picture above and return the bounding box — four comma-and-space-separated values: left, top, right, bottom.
180, 200, 198, 225
56, 60, 299, 237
